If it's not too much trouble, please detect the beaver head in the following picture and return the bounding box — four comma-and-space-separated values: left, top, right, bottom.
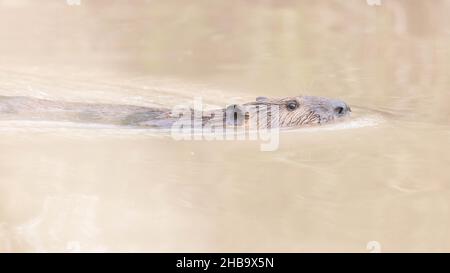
225, 95, 351, 128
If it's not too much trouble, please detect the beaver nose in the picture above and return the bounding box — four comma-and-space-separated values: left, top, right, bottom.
331, 100, 351, 117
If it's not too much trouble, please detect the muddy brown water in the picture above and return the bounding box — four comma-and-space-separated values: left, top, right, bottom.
0, 0, 449, 252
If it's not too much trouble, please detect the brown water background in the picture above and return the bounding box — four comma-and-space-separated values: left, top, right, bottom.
0, 0, 449, 252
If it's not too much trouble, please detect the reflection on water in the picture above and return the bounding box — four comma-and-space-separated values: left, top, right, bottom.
0, 0, 449, 252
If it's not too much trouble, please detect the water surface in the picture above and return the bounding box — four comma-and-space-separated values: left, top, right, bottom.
0, 0, 449, 252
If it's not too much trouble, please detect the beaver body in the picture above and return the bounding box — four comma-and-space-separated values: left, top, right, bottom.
0, 95, 351, 128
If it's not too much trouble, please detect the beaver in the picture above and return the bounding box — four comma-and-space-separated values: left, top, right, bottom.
0, 95, 351, 129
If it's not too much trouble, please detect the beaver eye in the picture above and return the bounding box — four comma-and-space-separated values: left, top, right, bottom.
286, 101, 298, 111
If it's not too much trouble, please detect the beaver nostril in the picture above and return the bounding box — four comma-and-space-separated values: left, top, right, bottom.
334, 106, 345, 115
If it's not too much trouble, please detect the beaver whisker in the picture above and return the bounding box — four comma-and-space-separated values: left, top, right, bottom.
309, 113, 321, 125
298, 111, 313, 125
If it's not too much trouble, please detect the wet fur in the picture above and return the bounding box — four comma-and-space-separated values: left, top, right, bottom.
0, 95, 349, 128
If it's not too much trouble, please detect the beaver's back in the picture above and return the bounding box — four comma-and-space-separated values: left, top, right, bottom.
0, 96, 171, 127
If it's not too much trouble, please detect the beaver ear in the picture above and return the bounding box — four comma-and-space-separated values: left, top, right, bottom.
225, 104, 246, 126
256, 96, 268, 102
